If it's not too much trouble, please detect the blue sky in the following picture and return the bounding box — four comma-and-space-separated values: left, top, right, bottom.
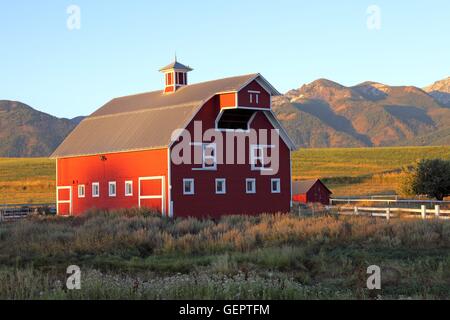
0, 1, 449, 118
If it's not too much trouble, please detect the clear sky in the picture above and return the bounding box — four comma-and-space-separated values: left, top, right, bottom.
0, 1, 449, 118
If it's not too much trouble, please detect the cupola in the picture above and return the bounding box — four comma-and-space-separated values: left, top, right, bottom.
159, 58, 193, 94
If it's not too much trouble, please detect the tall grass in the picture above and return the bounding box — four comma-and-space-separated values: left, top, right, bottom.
0, 209, 449, 299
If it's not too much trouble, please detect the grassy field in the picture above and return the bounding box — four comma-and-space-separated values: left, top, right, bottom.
0, 209, 449, 299
0, 146, 449, 204
0, 157, 55, 204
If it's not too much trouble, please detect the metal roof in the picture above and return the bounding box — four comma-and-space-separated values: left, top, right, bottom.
159, 60, 193, 72
293, 179, 332, 195
52, 73, 287, 158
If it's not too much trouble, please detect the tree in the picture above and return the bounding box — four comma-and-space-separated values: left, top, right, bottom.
406, 159, 450, 200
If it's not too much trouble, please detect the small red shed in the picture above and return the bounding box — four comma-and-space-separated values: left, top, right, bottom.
51, 58, 296, 218
292, 179, 332, 205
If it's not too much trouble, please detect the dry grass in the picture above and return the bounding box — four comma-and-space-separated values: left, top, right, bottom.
0, 209, 449, 299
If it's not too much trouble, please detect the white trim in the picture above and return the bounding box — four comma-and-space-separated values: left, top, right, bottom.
78, 184, 85, 198
125, 180, 133, 197
271, 178, 281, 194
167, 149, 173, 218
138, 176, 165, 216
215, 178, 227, 195
56, 186, 72, 216
246, 178, 256, 194
183, 178, 195, 195
191, 143, 217, 171
92, 182, 100, 198
215, 108, 258, 132
250, 144, 275, 171
108, 181, 116, 197
248, 90, 261, 94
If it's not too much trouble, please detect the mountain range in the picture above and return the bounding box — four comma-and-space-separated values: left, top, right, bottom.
0, 101, 81, 157
1, 76, 449, 157
273, 76, 450, 148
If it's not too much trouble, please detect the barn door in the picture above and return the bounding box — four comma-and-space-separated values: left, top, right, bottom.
57, 186, 72, 216
138, 177, 165, 215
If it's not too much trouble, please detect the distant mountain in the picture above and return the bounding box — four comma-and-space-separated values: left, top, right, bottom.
2, 76, 449, 157
273, 77, 450, 148
0, 100, 83, 157
423, 77, 450, 107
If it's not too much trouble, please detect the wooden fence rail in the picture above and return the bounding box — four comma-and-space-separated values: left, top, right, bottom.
337, 205, 450, 220
0, 203, 56, 222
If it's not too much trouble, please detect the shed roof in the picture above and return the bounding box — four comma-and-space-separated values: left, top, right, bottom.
293, 179, 332, 195
51, 73, 289, 158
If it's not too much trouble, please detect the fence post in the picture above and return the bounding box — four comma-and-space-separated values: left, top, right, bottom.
421, 205, 426, 220
354, 206, 358, 215
386, 208, 390, 221
435, 205, 440, 218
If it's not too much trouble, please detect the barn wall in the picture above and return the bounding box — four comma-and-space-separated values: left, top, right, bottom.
306, 183, 331, 205
237, 80, 271, 109
57, 149, 169, 216
170, 98, 291, 218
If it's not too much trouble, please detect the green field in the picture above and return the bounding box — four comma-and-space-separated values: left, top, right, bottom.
1, 146, 449, 204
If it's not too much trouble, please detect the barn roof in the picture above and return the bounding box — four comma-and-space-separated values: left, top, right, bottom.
293, 179, 332, 195
51, 73, 289, 158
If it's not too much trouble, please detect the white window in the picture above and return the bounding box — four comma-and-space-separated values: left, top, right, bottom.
246, 178, 256, 194
271, 178, 281, 193
215, 179, 226, 194
202, 143, 217, 170
125, 181, 133, 196
92, 182, 100, 198
183, 179, 195, 195
250, 145, 274, 171
108, 181, 116, 197
193, 143, 217, 170
249, 90, 260, 104
78, 185, 85, 198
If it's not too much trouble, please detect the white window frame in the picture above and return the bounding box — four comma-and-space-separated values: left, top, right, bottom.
250, 144, 275, 171
192, 143, 217, 171
125, 180, 133, 197
202, 143, 217, 170
78, 184, 85, 198
215, 178, 226, 195
183, 178, 195, 195
271, 178, 281, 194
92, 182, 100, 198
249, 90, 260, 104
108, 181, 117, 197
246, 178, 256, 194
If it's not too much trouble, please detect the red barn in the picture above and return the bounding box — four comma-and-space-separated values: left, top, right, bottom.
293, 179, 332, 205
51, 59, 296, 218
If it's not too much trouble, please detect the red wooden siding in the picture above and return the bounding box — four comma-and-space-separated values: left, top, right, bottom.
237, 80, 271, 109
293, 181, 332, 205
57, 149, 169, 216
170, 97, 291, 218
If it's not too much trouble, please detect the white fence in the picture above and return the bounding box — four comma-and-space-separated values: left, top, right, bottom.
337, 205, 450, 220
